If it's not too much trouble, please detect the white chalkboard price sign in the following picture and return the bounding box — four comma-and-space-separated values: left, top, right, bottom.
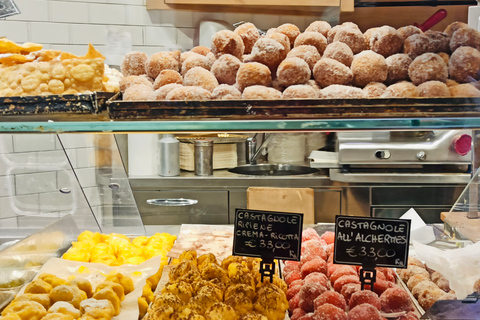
233, 208, 303, 261
334, 215, 410, 268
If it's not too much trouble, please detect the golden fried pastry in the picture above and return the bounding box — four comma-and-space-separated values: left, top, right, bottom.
121, 51, 148, 76
153, 69, 183, 89
363, 82, 387, 97
92, 288, 120, 316
211, 84, 242, 100
265, 32, 290, 60
236, 62, 272, 91
42, 313, 75, 320
13, 293, 51, 310
385, 53, 412, 84
187, 293, 221, 316
426, 30, 450, 53
2, 300, 47, 320
155, 83, 183, 100
364, 26, 403, 57
286, 45, 321, 72
211, 54, 242, 85
333, 26, 365, 54
204, 302, 238, 320
201, 262, 229, 283
138, 296, 149, 320
1, 313, 22, 320
398, 25, 423, 40
381, 81, 419, 98
242, 86, 282, 100
25, 279, 53, 294
351, 50, 388, 87
323, 42, 354, 67
225, 284, 256, 301
313, 58, 352, 88
409, 53, 448, 85
170, 260, 199, 281
147, 265, 165, 291
282, 84, 318, 98
449, 46, 480, 83
142, 282, 154, 305
145, 50, 181, 79
96, 281, 125, 301
276, 57, 311, 87
105, 272, 134, 295
234, 22, 260, 54
225, 294, 253, 315
49, 284, 87, 309
66, 277, 93, 298
162, 280, 194, 303
253, 283, 288, 320
248, 38, 286, 73
39, 273, 67, 288
181, 54, 212, 76
320, 84, 365, 99
294, 32, 327, 55
404, 33, 430, 58
183, 67, 219, 92
305, 20, 332, 37
418, 80, 451, 97
48, 301, 82, 319
450, 83, 480, 97
450, 26, 480, 52
276, 23, 301, 48
239, 312, 268, 320
80, 298, 115, 319
148, 305, 175, 320
211, 30, 245, 59
175, 308, 206, 320
152, 292, 184, 310
257, 274, 287, 294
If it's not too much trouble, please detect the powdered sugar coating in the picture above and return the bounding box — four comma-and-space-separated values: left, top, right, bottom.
363, 82, 387, 97
154, 83, 183, 100
211, 54, 242, 85
314, 303, 347, 320
250, 36, 288, 73
301, 258, 328, 278
183, 67, 219, 92
425, 30, 450, 53
236, 62, 272, 91
120, 51, 148, 76
211, 30, 245, 59
294, 32, 328, 55
276, 57, 311, 87
305, 21, 332, 37
165, 86, 212, 101
298, 282, 328, 312
276, 23, 301, 48
242, 85, 282, 99
211, 84, 241, 100
449, 26, 480, 52
181, 54, 212, 76
381, 81, 419, 98
333, 27, 365, 54
313, 58, 353, 88
349, 290, 381, 310
397, 25, 423, 40
283, 85, 318, 99
351, 50, 388, 87
408, 53, 448, 85
153, 70, 182, 90
123, 84, 155, 101
449, 46, 480, 83
404, 33, 430, 58
347, 303, 382, 320
450, 83, 480, 97
323, 42, 354, 67
385, 53, 412, 84
314, 291, 347, 311
119, 75, 152, 92
234, 22, 260, 54
417, 80, 451, 97
380, 287, 414, 313
364, 26, 403, 57
145, 50, 181, 79
287, 45, 321, 71
320, 85, 365, 99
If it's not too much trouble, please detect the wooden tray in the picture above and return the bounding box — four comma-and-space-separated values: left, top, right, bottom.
106, 97, 480, 120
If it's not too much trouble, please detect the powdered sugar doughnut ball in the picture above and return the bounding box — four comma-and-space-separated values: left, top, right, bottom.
145, 50, 181, 79
445, 21, 470, 37
287, 45, 321, 71
313, 291, 347, 311
341, 283, 361, 304
397, 311, 420, 320
425, 30, 450, 53
249, 37, 286, 73
449, 46, 480, 83
284, 260, 301, 275
407, 274, 430, 291
333, 275, 361, 293
313, 58, 353, 88
234, 22, 260, 54
154, 83, 183, 100
418, 81, 451, 97
398, 25, 423, 40
320, 85, 365, 99
385, 53, 412, 84
302, 228, 322, 241
450, 26, 480, 52
450, 83, 480, 97
364, 26, 403, 57
119, 75, 153, 92
377, 267, 396, 283
347, 303, 383, 320
408, 53, 448, 85
304, 272, 329, 288
123, 84, 155, 101
380, 287, 414, 313
298, 282, 328, 312
153, 70, 182, 90
211, 54, 242, 85
314, 303, 347, 320
351, 50, 388, 87
404, 33, 430, 58
291, 308, 307, 320
320, 231, 335, 245
277, 23, 301, 48
265, 32, 291, 58
236, 62, 272, 91
363, 82, 387, 97
277, 57, 311, 87
285, 270, 303, 286
381, 81, 419, 98
291, 279, 305, 287
333, 27, 365, 54
327, 23, 360, 43
166, 86, 211, 101
301, 258, 328, 278
305, 21, 332, 37
294, 32, 327, 55
298, 313, 316, 320
323, 42, 354, 67
121, 51, 148, 76
242, 85, 282, 99
349, 290, 381, 310
283, 85, 318, 99
290, 294, 301, 313
211, 84, 241, 100
183, 67, 218, 92
330, 266, 358, 285
211, 30, 245, 59
287, 284, 304, 301
181, 53, 211, 76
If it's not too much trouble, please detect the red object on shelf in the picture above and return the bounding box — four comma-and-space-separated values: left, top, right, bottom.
413, 9, 448, 32
452, 134, 472, 156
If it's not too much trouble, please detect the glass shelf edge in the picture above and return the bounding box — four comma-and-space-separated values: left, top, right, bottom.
1, 118, 480, 133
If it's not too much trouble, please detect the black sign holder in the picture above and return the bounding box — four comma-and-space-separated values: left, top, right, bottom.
359, 260, 377, 291
233, 208, 303, 283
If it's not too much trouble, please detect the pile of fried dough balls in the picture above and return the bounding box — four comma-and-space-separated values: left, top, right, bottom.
119, 20, 480, 101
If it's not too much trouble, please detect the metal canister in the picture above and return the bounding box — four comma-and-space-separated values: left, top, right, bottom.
194, 139, 214, 176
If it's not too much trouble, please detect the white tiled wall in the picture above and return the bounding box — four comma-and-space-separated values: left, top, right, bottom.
2, 0, 340, 56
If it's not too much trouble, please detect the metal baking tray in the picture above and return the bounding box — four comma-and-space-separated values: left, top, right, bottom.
0, 92, 115, 121
106, 97, 480, 120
